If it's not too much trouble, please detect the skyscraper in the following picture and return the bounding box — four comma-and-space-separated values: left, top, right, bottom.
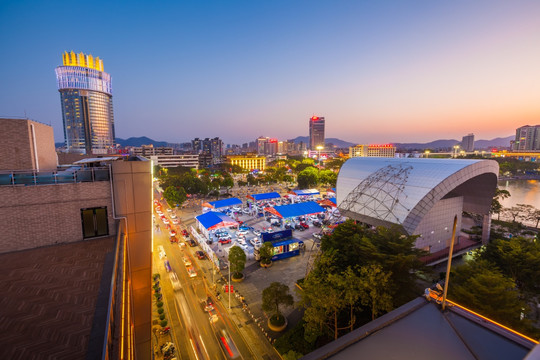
55, 51, 115, 154
513, 125, 540, 151
461, 133, 475, 152
309, 116, 325, 150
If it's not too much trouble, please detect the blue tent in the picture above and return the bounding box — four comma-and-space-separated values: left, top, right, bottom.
196, 212, 238, 230
330, 197, 336, 205
248, 192, 281, 201
267, 201, 325, 218
290, 189, 319, 196
202, 197, 242, 209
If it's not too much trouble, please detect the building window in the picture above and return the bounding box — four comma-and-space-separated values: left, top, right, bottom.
81, 207, 109, 238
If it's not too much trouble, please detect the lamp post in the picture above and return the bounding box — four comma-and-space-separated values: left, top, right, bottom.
453, 145, 460, 158
228, 260, 231, 310
316, 146, 324, 168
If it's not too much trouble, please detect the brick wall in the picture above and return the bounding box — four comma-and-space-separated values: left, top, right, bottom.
0, 181, 115, 253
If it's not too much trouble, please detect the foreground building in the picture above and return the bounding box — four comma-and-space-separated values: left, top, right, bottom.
0, 118, 152, 359
55, 51, 116, 155
336, 158, 498, 254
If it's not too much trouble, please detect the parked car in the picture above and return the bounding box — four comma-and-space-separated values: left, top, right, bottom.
172, 218, 180, 225
162, 218, 170, 225
250, 238, 262, 247
169, 236, 178, 244
182, 229, 189, 237
219, 238, 232, 244
166, 208, 172, 213
237, 229, 248, 236
309, 215, 318, 221
203, 296, 214, 312
300, 222, 309, 229
252, 229, 261, 236
195, 251, 206, 260
294, 223, 304, 231
169, 229, 177, 237
313, 233, 323, 240
312, 220, 322, 227
187, 239, 197, 247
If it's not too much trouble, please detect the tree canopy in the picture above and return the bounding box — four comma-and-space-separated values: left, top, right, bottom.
262, 282, 294, 317
228, 246, 246, 278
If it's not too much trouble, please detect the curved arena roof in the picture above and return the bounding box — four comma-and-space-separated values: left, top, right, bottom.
336, 158, 499, 234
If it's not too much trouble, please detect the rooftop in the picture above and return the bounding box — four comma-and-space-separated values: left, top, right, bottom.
0, 237, 116, 360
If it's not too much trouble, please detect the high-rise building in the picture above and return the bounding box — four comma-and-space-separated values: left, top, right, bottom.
309, 115, 325, 150
461, 133, 475, 152
191, 137, 223, 165
513, 125, 540, 151
55, 51, 115, 155
349, 144, 396, 158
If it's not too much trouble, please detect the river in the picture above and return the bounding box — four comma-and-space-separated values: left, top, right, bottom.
498, 179, 540, 209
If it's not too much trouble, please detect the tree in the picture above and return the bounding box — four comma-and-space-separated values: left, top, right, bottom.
331, 267, 361, 331
297, 167, 319, 188
357, 264, 393, 321
221, 177, 234, 194
259, 241, 274, 265
449, 260, 529, 331
318, 170, 338, 187
228, 246, 246, 279
262, 282, 294, 324
163, 186, 186, 207
490, 188, 510, 220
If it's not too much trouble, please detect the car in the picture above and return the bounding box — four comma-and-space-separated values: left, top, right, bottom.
313, 233, 323, 240
172, 219, 180, 225
195, 251, 206, 260
169, 272, 181, 291
219, 238, 232, 244
252, 229, 261, 236
187, 239, 197, 247
166, 208, 172, 213
208, 308, 219, 323
242, 208, 250, 214
236, 237, 247, 245
312, 220, 322, 227
203, 296, 214, 312
162, 218, 170, 225
284, 223, 293, 230
169, 236, 178, 244
170, 213, 177, 219
237, 230, 248, 235
178, 241, 186, 247
182, 229, 189, 237
300, 222, 309, 229
294, 223, 304, 231
186, 266, 197, 278
164, 260, 172, 272
309, 215, 318, 221
169, 229, 177, 237
183, 256, 192, 266
250, 238, 262, 247
232, 206, 241, 211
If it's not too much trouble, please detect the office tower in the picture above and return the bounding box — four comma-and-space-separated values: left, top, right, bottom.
513, 125, 540, 151
257, 136, 268, 155
191, 137, 223, 165
309, 115, 325, 150
461, 133, 475, 152
55, 51, 115, 155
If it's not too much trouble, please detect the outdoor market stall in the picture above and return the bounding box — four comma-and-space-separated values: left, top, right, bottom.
201, 197, 242, 213
264, 201, 325, 219
287, 189, 320, 203
247, 191, 281, 202
195, 211, 238, 238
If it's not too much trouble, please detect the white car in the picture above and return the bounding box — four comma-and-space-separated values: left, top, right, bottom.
172, 219, 180, 225
187, 267, 197, 278
162, 218, 170, 224
169, 272, 181, 291
242, 208, 251, 214
237, 230, 248, 235
166, 208, 172, 213
237, 237, 247, 245
183, 256, 192, 266
309, 215, 319, 221
232, 206, 241, 211
170, 213, 177, 219
250, 238, 262, 247
252, 229, 261, 236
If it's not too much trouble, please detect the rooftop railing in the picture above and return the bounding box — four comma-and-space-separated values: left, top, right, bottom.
0, 167, 110, 186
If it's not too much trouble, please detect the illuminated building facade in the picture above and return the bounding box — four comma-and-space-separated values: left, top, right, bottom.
309, 116, 325, 150
349, 144, 396, 158
227, 155, 266, 171
513, 125, 540, 151
55, 51, 115, 155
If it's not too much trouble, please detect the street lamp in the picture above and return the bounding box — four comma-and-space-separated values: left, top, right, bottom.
316, 146, 324, 167
424, 150, 430, 158
453, 145, 460, 158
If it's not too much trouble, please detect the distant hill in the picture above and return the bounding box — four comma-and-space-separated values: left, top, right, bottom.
395, 135, 514, 150
289, 136, 355, 148
115, 137, 169, 147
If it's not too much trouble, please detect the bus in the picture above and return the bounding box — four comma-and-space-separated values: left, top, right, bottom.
254, 238, 304, 261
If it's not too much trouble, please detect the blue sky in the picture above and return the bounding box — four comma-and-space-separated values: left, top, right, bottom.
1, 1, 539, 144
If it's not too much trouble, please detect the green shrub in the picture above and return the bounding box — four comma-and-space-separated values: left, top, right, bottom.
274, 320, 315, 356
160, 320, 168, 327
157, 308, 164, 314
159, 314, 165, 321
270, 314, 285, 326
153, 273, 160, 280
156, 301, 163, 308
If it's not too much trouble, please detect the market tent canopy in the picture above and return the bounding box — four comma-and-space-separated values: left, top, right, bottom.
202, 197, 242, 209
289, 189, 320, 196
196, 212, 238, 230
266, 201, 325, 218
247, 192, 281, 201
318, 198, 337, 207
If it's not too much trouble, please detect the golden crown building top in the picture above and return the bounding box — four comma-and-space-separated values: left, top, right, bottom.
62, 51, 104, 71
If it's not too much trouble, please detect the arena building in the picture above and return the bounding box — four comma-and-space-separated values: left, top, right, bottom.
336, 158, 499, 253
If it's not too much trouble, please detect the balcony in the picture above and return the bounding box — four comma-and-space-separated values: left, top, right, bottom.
0, 167, 110, 186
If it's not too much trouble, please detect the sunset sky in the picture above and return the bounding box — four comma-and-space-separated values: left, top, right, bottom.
1, 0, 539, 144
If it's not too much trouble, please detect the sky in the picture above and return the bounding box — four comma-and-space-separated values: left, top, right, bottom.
1, 0, 540, 145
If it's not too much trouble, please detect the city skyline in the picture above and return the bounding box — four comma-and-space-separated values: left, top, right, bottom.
1, 1, 539, 145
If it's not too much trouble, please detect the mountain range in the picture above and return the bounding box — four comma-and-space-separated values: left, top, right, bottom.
55, 135, 514, 151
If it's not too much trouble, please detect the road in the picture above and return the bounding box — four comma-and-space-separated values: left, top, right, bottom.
154, 200, 257, 359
